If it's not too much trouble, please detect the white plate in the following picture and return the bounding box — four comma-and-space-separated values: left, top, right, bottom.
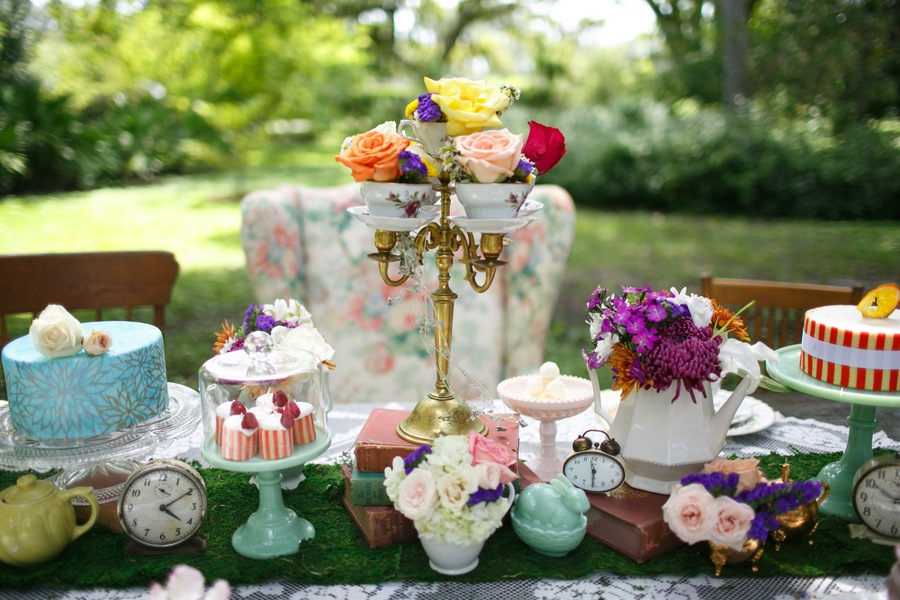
347, 205, 438, 232
449, 215, 538, 234
714, 390, 755, 426
726, 397, 776, 436
518, 200, 544, 217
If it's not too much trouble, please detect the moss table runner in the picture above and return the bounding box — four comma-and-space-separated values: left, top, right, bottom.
0, 452, 894, 593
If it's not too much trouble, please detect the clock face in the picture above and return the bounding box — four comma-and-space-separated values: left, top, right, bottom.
853, 456, 900, 538
563, 450, 626, 493
117, 460, 207, 548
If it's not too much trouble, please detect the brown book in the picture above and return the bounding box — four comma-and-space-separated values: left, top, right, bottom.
584, 483, 683, 563
341, 464, 417, 549
354, 408, 521, 473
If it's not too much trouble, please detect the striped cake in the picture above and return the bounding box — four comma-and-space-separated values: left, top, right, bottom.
800, 305, 900, 392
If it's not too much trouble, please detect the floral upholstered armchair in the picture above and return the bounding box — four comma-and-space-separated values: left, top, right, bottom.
240, 183, 576, 405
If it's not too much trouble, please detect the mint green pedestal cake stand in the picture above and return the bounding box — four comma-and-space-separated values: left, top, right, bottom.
201, 427, 332, 559
767, 345, 900, 521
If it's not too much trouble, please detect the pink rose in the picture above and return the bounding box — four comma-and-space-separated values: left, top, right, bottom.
710, 496, 755, 551
468, 431, 515, 469
475, 461, 518, 489
454, 129, 524, 183
522, 121, 566, 176
82, 330, 112, 356
704, 457, 766, 492
661, 483, 717, 544
396, 469, 438, 521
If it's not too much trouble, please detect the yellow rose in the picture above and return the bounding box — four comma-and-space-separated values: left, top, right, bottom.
424, 77, 511, 137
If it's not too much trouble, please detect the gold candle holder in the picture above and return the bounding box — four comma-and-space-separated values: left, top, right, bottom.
367, 176, 507, 444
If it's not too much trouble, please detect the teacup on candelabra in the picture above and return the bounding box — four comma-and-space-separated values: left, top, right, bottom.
497, 374, 594, 482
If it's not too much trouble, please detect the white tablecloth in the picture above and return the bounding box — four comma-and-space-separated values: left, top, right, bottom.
5, 399, 899, 600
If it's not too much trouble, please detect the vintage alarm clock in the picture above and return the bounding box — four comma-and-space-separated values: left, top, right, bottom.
562, 429, 626, 494
117, 459, 207, 549
852, 452, 900, 539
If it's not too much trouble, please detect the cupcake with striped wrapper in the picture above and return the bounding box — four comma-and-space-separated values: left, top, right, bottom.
284, 400, 317, 445
215, 400, 247, 445
221, 412, 258, 461
257, 409, 294, 460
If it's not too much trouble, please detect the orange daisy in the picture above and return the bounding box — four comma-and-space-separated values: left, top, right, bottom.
213, 319, 237, 354
711, 301, 750, 343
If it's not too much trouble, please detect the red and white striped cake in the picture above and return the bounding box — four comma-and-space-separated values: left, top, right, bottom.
286, 401, 317, 445
800, 305, 900, 392
221, 413, 258, 461
257, 410, 294, 460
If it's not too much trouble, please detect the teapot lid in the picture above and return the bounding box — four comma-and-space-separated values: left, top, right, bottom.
1, 474, 55, 505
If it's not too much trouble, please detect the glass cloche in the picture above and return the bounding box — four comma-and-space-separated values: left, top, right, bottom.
198, 331, 331, 464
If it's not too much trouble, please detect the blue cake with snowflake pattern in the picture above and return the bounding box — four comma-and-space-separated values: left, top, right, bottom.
1, 321, 168, 439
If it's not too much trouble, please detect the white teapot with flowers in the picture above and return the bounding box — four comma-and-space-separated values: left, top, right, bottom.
583, 286, 779, 494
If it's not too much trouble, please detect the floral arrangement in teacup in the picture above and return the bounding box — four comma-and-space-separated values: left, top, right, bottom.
583, 286, 779, 401
148, 563, 230, 600
29, 304, 112, 359
213, 298, 335, 371
662, 457, 823, 551
384, 431, 517, 545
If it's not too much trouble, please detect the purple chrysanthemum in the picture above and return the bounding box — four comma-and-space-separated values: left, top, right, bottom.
643, 317, 721, 402
415, 93, 443, 122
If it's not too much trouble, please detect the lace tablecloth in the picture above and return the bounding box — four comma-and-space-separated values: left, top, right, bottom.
6, 399, 900, 600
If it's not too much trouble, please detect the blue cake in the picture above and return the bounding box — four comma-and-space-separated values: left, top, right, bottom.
1, 321, 168, 439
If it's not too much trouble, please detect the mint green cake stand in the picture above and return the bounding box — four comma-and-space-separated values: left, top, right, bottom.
767, 345, 900, 521
201, 427, 331, 558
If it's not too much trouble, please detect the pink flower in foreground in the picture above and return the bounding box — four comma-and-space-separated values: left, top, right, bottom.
396, 468, 439, 521
661, 483, 717, 544
147, 564, 230, 600
468, 431, 515, 469
710, 496, 755, 551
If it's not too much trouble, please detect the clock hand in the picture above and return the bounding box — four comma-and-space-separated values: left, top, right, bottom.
591, 464, 596, 486
157, 488, 171, 496
159, 504, 182, 521
876, 485, 900, 504
162, 488, 194, 509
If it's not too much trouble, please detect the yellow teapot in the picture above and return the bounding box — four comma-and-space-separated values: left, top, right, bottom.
0, 474, 98, 567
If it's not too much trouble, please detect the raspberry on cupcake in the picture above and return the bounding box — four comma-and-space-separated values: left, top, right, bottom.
215, 400, 247, 446
284, 400, 317, 445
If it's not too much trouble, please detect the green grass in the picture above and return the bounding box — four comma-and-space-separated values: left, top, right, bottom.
2, 151, 898, 395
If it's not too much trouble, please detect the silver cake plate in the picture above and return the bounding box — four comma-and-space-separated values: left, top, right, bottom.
0, 382, 200, 472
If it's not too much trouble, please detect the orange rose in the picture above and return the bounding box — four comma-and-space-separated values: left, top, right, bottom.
703, 457, 766, 492
335, 130, 410, 182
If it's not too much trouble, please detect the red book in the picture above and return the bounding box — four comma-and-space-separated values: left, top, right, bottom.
341, 464, 417, 549
584, 483, 683, 563
353, 408, 520, 473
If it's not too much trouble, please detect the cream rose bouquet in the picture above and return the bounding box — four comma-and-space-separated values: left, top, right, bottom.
384, 431, 517, 545
662, 460, 823, 551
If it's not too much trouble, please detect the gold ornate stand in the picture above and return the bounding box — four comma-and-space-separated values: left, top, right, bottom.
368, 176, 508, 444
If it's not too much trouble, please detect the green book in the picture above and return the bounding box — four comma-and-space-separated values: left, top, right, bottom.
349, 462, 393, 506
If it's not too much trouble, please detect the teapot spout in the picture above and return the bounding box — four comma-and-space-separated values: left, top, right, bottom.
710, 377, 753, 449
588, 368, 616, 428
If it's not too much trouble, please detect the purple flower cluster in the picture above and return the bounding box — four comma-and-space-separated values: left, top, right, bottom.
397, 150, 428, 183
467, 483, 504, 506
415, 93, 443, 122
644, 317, 722, 402
679, 471, 824, 543
404, 444, 432, 474
595, 286, 675, 355
512, 158, 534, 181
234, 304, 300, 348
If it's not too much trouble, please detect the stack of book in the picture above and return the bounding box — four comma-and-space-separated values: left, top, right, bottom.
342, 408, 520, 549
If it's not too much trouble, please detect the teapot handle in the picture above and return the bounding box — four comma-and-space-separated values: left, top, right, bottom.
816, 481, 831, 507
60, 486, 99, 540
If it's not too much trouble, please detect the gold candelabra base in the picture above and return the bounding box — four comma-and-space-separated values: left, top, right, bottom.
396, 391, 489, 445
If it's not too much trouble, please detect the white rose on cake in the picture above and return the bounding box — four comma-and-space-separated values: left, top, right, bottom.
29, 304, 84, 359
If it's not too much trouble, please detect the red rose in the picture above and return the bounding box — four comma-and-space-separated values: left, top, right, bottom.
522, 121, 566, 176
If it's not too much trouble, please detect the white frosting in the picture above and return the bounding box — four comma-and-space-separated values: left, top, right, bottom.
289, 401, 314, 419
216, 402, 242, 418
255, 392, 274, 410
223, 414, 255, 436
257, 411, 289, 431
807, 305, 900, 333
527, 361, 567, 401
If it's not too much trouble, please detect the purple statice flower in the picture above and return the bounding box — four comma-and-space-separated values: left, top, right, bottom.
404, 444, 432, 474
747, 513, 780, 542
467, 484, 504, 506
512, 159, 534, 182
255, 313, 277, 333
243, 304, 259, 333
680, 471, 740, 495
668, 301, 691, 320
398, 150, 428, 183
415, 93, 443, 122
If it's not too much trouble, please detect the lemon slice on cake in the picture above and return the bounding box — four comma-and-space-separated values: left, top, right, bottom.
857, 283, 900, 318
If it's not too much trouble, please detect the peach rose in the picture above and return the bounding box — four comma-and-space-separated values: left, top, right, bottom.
454, 129, 525, 183
396, 468, 439, 521
335, 129, 410, 182
468, 430, 515, 469
661, 483, 717, 544
710, 496, 755, 551
704, 457, 766, 492
82, 330, 112, 356
474, 461, 518, 489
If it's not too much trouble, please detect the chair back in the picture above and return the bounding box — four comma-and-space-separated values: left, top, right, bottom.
700, 275, 865, 348
0, 251, 179, 348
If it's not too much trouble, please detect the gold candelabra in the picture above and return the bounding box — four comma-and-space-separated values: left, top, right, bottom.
368, 176, 508, 444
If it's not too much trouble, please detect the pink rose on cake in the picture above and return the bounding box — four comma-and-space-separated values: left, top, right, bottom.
29, 304, 83, 359
82, 330, 112, 356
